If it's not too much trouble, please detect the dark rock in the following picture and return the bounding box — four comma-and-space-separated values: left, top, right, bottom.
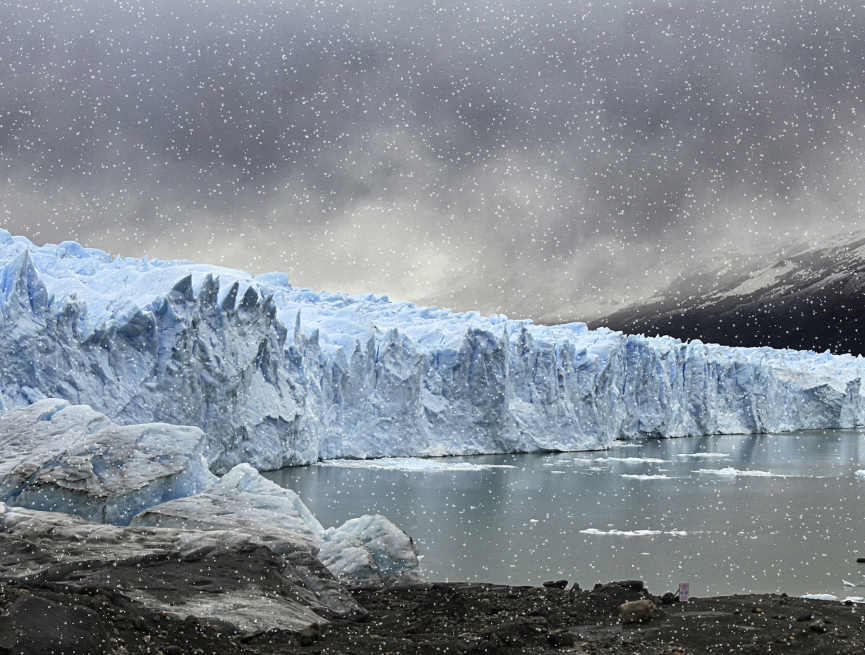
796, 612, 814, 622
808, 619, 827, 634
164, 647, 183, 655
547, 629, 576, 647
133, 616, 148, 630
615, 580, 645, 592
661, 592, 678, 605
856, 557, 865, 563
77, 585, 112, 598
0, 594, 110, 655
297, 623, 322, 646
542, 580, 568, 589
570, 582, 581, 592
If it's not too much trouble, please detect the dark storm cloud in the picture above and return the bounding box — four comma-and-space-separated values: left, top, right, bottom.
2, 0, 864, 320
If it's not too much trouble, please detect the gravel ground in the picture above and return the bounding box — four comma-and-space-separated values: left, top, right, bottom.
2, 578, 864, 655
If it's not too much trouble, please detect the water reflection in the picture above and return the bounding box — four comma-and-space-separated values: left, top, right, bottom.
263, 430, 865, 598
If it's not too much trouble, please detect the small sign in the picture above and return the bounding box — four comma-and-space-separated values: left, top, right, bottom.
678, 582, 690, 602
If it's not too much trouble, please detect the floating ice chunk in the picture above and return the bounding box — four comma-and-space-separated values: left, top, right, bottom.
595, 457, 667, 464
580, 527, 689, 537
318, 458, 516, 472
696, 467, 782, 478
801, 594, 838, 601
0, 400, 217, 525
843, 580, 857, 587
855, 470, 865, 478
621, 474, 671, 480
676, 453, 731, 458
843, 596, 865, 604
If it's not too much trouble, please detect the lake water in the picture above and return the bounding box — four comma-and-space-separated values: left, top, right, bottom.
263, 430, 865, 599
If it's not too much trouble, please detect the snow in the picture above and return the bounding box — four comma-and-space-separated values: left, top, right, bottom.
3, 233, 865, 472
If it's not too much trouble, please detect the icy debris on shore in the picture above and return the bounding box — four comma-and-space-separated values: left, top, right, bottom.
130, 463, 320, 554
801, 594, 838, 601
0, 502, 365, 633
0, 400, 216, 525
1, 232, 865, 471
132, 464, 426, 590
317, 514, 426, 590
0, 404, 425, 593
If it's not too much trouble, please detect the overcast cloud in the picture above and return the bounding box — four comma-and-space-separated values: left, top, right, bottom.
1, 0, 864, 321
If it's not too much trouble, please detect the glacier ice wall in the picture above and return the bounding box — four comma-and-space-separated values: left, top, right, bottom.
0, 230, 864, 472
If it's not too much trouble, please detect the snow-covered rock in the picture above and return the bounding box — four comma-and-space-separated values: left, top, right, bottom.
1, 232, 865, 471
318, 515, 425, 590
0, 399, 216, 524
130, 463, 321, 554
0, 503, 365, 633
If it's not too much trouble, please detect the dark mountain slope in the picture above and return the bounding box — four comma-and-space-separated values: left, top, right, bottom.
592, 232, 865, 356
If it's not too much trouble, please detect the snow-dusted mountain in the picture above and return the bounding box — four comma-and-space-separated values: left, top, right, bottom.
594, 231, 865, 356
2, 230, 865, 473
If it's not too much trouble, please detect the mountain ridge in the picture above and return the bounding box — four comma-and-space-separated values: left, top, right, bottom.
593, 230, 865, 355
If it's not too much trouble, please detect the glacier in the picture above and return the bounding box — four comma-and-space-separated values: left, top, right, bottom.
0, 230, 864, 473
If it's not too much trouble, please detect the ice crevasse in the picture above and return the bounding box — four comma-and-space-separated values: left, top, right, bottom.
0, 230, 863, 473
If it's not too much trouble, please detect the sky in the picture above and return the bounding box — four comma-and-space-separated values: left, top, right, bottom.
2, 0, 864, 323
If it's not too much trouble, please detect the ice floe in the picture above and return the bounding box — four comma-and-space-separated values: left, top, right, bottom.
580, 528, 689, 537
318, 458, 516, 472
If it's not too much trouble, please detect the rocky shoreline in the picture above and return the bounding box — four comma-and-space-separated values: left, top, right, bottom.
2, 575, 864, 655
1, 401, 863, 654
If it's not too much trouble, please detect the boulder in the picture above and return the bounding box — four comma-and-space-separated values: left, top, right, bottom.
619, 599, 655, 624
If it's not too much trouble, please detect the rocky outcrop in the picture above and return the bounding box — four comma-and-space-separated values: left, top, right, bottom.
0, 503, 366, 634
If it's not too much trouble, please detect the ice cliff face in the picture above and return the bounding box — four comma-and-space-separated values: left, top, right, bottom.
1, 231, 864, 472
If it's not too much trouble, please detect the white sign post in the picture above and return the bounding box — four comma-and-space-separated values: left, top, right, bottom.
678, 582, 690, 602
